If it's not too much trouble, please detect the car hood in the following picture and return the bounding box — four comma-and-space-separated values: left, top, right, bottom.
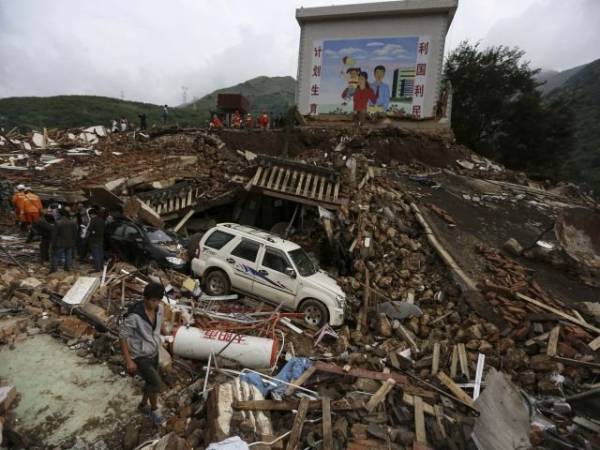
305, 270, 345, 297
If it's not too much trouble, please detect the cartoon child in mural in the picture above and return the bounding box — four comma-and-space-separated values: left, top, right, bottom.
342, 71, 378, 126
341, 66, 361, 102
369, 65, 391, 113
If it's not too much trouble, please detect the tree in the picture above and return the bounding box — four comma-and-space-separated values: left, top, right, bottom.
445, 42, 575, 179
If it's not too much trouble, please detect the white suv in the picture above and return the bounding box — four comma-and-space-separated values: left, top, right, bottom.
191, 223, 346, 327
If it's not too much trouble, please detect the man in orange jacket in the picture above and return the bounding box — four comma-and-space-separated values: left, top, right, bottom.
22, 187, 42, 224
12, 184, 27, 227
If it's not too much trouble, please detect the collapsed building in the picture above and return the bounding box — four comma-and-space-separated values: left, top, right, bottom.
1, 120, 599, 450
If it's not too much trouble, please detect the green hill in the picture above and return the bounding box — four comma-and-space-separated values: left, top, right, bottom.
536, 63, 588, 95
548, 58, 600, 193
0, 95, 203, 131
0, 76, 296, 131
180, 75, 296, 122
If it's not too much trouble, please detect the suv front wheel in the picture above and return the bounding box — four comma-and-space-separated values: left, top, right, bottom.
298, 299, 329, 328
205, 270, 230, 296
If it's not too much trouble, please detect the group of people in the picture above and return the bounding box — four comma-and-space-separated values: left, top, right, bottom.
210, 110, 270, 130
10, 184, 107, 273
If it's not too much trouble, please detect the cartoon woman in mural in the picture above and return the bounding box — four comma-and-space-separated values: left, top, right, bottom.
342, 71, 378, 125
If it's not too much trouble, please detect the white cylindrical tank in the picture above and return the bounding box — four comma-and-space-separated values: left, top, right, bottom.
172, 326, 278, 369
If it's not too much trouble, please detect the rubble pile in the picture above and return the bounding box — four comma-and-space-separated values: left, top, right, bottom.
1, 125, 599, 449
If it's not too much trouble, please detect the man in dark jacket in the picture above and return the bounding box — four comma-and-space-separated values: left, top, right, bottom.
32, 212, 55, 264
87, 207, 105, 272
119, 282, 167, 425
50, 207, 78, 272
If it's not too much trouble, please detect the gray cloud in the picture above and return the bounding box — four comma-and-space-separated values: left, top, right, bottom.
1, 0, 599, 104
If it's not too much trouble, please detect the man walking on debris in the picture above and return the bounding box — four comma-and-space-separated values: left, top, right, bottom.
120, 282, 167, 425
50, 207, 78, 272
86, 207, 105, 272
138, 112, 147, 131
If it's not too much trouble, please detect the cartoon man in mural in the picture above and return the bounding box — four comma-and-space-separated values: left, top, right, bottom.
369, 65, 391, 112
341, 66, 361, 102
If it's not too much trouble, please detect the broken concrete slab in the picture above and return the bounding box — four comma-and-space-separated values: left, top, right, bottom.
471, 368, 531, 450
0, 385, 17, 414
61, 276, 100, 306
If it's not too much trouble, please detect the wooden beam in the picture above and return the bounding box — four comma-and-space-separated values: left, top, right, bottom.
450, 345, 458, 379
172, 208, 195, 233
398, 324, 419, 356
434, 405, 447, 439
365, 378, 395, 413
436, 372, 477, 410
322, 397, 333, 450
589, 335, 600, 352
234, 399, 354, 412
525, 331, 551, 347
551, 356, 600, 369
515, 293, 600, 335
432, 342, 440, 376
286, 397, 310, 450
457, 343, 470, 379
547, 325, 560, 357
313, 362, 407, 385
414, 396, 427, 444
285, 366, 317, 396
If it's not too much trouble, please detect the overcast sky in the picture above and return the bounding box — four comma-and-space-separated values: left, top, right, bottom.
1, 0, 599, 105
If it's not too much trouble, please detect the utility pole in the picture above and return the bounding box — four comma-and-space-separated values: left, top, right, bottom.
182, 86, 188, 105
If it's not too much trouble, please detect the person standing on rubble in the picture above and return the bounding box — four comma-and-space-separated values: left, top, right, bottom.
32, 211, 55, 264
138, 112, 147, 131
160, 105, 169, 125
119, 282, 167, 425
12, 184, 27, 228
86, 207, 105, 272
259, 111, 269, 130
21, 187, 43, 236
50, 207, 78, 273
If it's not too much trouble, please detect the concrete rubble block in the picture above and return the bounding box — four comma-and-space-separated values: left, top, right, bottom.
19, 277, 42, 289
503, 238, 524, 256
61, 276, 100, 306
0, 385, 17, 414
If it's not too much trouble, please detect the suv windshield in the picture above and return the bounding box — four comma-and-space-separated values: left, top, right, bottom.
289, 248, 318, 277
145, 228, 173, 243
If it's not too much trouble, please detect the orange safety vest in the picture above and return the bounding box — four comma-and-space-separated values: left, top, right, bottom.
23, 192, 42, 213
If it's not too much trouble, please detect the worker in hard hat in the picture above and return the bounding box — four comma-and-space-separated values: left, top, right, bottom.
22, 187, 42, 225
12, 184, 27, 228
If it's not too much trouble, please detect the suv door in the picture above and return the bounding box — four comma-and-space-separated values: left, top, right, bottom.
253, 246, 299, 308
226, 238, 261, 294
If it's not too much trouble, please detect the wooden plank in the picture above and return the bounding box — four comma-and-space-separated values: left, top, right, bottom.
551, 356, 600, 369
515, 293, 600, 335
288, 170, 299, 193
313, 362, 407, 385
434, 405, 447, 439
295, 172, 306, 195
589, 335, 600, 351
457, 343, 470, 379
322, 397, 333, 450
259, 166, 270, 186
547, 325, 560, 357
525, 331, 551, 347
473, 353, 485, 400
333, 181, 340, 201
285, 366, 317, 396
414, 396, 427, 444
266, 167, 278, 189
450, 345, 458, 379
303, 174, 313, 197
286, 397, 310, 450
365, 378, 395, 413
310, 175, 319, 198
436, 372, 477, 409
432, 342, 440, 376
398, 324, 419, 356
274, 166, 285, 191
318, 176, 326, 200
325, 181, 332, 201
281, 169, 292, 192
403, 394, 435, 416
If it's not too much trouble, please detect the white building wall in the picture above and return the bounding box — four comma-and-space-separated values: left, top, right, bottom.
297, 13, 450, 117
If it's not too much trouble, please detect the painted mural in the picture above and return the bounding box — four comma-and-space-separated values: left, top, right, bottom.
309, 36, 431, 118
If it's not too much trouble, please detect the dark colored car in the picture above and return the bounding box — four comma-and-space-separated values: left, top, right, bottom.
106, 219, 188, 271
